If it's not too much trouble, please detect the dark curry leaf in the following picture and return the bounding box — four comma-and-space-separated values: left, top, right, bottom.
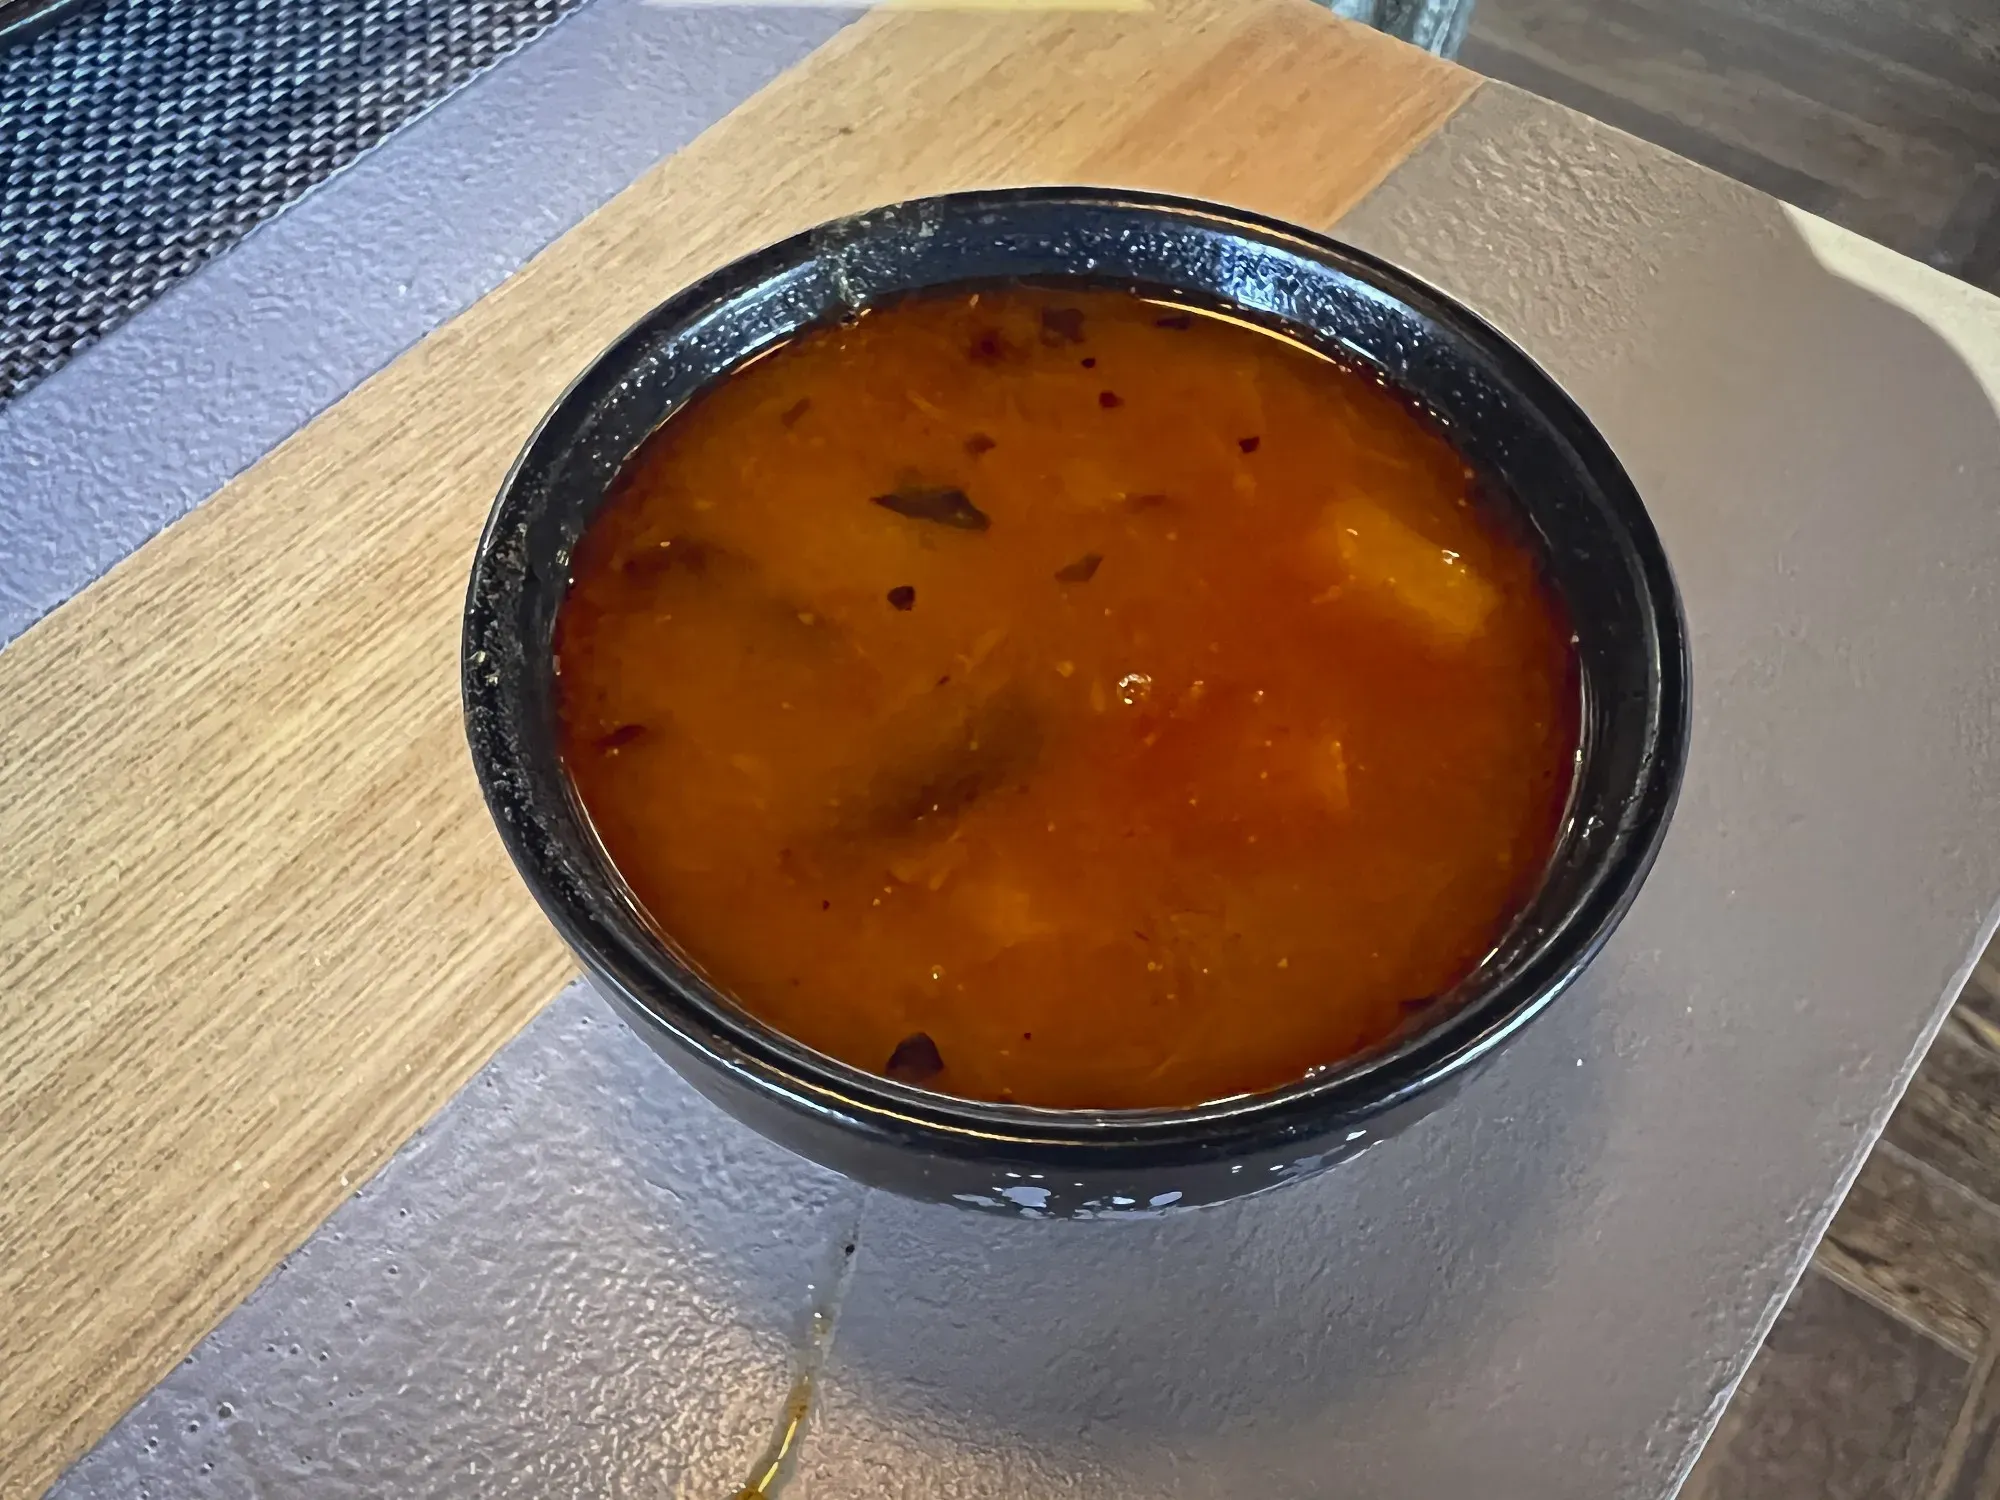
872, 485, 991, 531
885, 1031, 945, 1084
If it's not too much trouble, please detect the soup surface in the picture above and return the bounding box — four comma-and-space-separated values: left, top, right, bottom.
554, 284, 1578, 1109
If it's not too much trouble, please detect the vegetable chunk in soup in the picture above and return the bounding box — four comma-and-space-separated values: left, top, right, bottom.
554, 285, 1579, 1109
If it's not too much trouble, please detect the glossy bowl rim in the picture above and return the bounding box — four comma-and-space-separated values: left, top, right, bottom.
462, 185, 1690, 1161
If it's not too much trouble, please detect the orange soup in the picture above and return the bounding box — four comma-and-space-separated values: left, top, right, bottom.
553, 285, 1578, 1109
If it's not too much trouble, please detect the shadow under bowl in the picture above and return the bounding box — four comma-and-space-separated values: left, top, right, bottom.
461, 187, 1689, 1219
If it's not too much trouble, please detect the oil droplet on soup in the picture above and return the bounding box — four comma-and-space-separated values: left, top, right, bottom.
554, 285, 1579, 1109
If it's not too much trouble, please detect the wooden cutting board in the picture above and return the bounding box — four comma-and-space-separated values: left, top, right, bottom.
0, 3, 1475, 1492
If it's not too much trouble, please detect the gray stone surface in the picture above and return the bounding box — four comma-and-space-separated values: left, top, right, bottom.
47, 985, 864, 1500
17, 45, 2000, 1500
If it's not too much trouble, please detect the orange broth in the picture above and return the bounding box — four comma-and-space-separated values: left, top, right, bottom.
553, 285, 1579, 1109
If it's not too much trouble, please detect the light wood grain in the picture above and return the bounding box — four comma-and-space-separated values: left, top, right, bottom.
0, 4, 1474, 1492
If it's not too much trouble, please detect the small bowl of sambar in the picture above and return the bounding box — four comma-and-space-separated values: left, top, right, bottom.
462, 188, 1687, 1217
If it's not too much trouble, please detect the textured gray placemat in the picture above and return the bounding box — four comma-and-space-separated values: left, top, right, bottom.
0, 0, 592, 403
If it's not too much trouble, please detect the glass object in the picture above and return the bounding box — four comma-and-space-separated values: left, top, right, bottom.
1324, 0, 1475, 58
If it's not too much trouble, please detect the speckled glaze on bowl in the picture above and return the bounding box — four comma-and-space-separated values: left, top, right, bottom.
462, 187, 1688, 1218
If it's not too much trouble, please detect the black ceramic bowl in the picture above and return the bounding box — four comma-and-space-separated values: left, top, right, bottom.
463, 187, 1688, 1218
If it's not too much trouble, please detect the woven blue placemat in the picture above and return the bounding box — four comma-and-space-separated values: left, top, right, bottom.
0, 0, 591, 403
